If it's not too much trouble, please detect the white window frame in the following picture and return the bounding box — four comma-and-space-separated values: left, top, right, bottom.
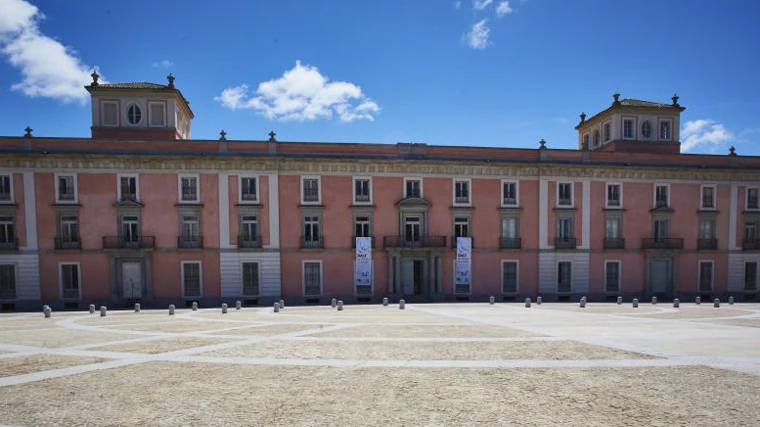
501, 179, 519, 207
403, 177, 423, 199
147, 101, 167, 128
0, 173, 14, 203
557, 182, 574, 208
500, 260, 519, 294
622, 117, 636, 140
240, 261, 262, 297
653, 183, 670, 208
300, 175, 322, 205
605, 182, 623, 209
452, 178, 472, 206
54, 173, 78, 204
181, 260, 203, 298
603, 121, 612, 142
238, 174, 259, 204
117, 173, 139, 202
697, 260, 715, 292
100, 100, 119, 127
353, 260, 374, 296
658, 118, 673, 141
178, 174, 200, 203
746, 187, 760, 211
0, 262, 18, 300
302, 260, 323, 297
700, 184, 717, 210
58, 262, 81, 300
352, 176, 372, 205
604, 260, 622, 293
556, 261, 573, 293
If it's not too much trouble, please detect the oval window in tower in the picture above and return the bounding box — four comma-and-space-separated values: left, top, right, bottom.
126, 104, 142, 125
641, 120, 652, 139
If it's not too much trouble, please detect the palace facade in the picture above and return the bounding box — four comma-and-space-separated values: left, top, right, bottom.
0, 73, 759, 310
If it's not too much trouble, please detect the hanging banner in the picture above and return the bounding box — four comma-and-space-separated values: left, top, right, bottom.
355, 237, 372, 286
455, 237, 472, 285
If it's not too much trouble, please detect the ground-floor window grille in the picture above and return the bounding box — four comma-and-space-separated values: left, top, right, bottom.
745, 262, 757, 292
0, 265, 15, 299
303, 262, 322, 296
183, 262, 201, 298
698, 261, 713, 292
502, 261, 518, 294
605, 261, 620, 293
242, 262, 260, 296
61, 263, 80, 298
557, 262, 572, 293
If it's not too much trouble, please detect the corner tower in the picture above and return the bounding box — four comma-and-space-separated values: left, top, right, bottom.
575, 93, 685, 154
85, 71, 194, 140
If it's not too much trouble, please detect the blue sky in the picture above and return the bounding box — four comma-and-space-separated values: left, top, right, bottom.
0, 0, 759, 154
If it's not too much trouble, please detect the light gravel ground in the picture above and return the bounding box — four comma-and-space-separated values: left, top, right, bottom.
0, 362, 757, 427
540, 304, 664, 314
632, 307, 752, 319
0, 329, 138, 348
311, 324, 539, 338
206, 340, 653, 361
701, 318, 760, 328
108, 320, 243, 333
88, 337, 234, 354
218, 324, 328, 336
0, 355, 104, 378
196, 307, 462, 324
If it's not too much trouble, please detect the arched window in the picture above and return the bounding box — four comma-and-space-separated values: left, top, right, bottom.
641, 121, 652, 139
126, 104, 142, 125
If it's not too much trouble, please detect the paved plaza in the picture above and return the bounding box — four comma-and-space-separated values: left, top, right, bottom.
0, 301, 759, 426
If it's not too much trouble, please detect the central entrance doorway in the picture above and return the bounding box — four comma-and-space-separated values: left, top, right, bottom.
121, 261, 143, 299
401, 259, 425, 296
650, 257, 673, 295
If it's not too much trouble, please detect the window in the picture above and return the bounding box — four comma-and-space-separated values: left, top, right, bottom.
101, 101, 118, 126
241, 215, 258, 241
126, 104, 142, 125
354, 178, 371, 203
641, 121, 652, 139
593, 130, 600, 148
404, 216, 421, 243
60, 263, 80, 299
148, 102, 166, 127
180, 212, 201, 247
118, 175, 138, 202
454, 217, 470, 239
354, 216, 370, 238
405, 179, 421, 198
698, 261, 714, 292
606, 183, 621, 208
454, 180, 470, 204
699, 218, 715, 240
303, 261, 322, 296
605, 217, 621, 239
242, 262, 260, 296
745, 262, 758, 291
0, 216, 15, 247
605, 261, 621, 293
746, 188, 759, 210
582, 134, 589, 149
0, 175, 12, 202
654, 184, 669, 208
654, 218, 669, 240
55, 174, 76, 202
623, 118, 635, 139
303, 215, 321, 247
502, 217, 517, 238
501, 261, 518, 294
179, 175, 199, 202
557, 217, 573, 239
59, 214, 79, 247
182, 262, 202, 298
659, 120, 672, 141
0, 265, 15, 299
701, 185, 716, 209
604, 122, 611, 142
558, 183, 573, 206
121, 215, 139, 244
557, 262, 572, 293
240, 177, 258, 202
502, 181, 518, 206
302, 177, 320, 203
744, 221, 757, 245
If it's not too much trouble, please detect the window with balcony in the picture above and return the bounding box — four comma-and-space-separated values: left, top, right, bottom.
606, 183, 621, 208
604, 216, 623, 249
698, 261, 714, 292
502, 181, 518, 206
745, 221, 758, 250
558, 183, 573, 207
354, 216, 370, 238
501, 261, 518, 294
303, 215, 322, 248
623, 118, 635, 139
557, 262, 572, 293
605, 261, 621, 293
555, 216, 575, 248
655, 184, 669, 208
454, 180, 470, 204
0, 216, 16, 250
745, 262, 758, 292
0, 175, 12, 202
180, 212, 202, 248
181, 261, 202, 298
500, 216, 520, 249
303, 261, 322, 296
604, 122, 611, 142
240, 177, 258, 202
57, 214, 80, 249
404, 216, 421, 243
0, 265, 16, 300
354, 178, 371, 203
454, 217, 470, 240
120, 215, 139, 246
119, 175, 138, 202
698, 218, 717, 250
405, 179, 421, 198
746, 188, 759, 210
302, 177, 320, 203
56, 174, 76, 203
179, 175, 199, 202
60, 263, 80, 299
654, 218, 669, 240
701, 185, 716, 210
240, 215, 259, 248
242, 262, 260, 296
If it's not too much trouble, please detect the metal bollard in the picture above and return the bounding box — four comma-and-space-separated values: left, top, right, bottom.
337, 300, 344, 311
169, 304, 175, 315
714, 298, 720, 308
632, 298, 639, 308
331, 298, 337, 308
652, 296, 657, 305
135, 303, 141, 313
273, 302, 280, 313
279, 300, 285, 309
89, 304, 96, 314
100, 306, 107, 317
222, 303, 228, 314
729, 296, 734, 305
43, 306, 51, 318
579, 297, 587, 308
192, 301, 198, 311
536, 296, 542, 305
383, 297, 388, 306
489, 296, 495, 305
695, 296, 701, 305
399, 299, 406, 310
617, 296, 622, 305
673, 298, 680, 308
525, 297, 531, 308
236, 301, 242, 310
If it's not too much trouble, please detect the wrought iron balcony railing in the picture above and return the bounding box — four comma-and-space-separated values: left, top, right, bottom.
743, 239, 760, 251
641, 238, 684, 250
103, 236, 155, 250
383, 236, 447, 249
238, 235, 262, 249
54, 237, 81, 250
499, 237, 522, 249
697, 238, 718, 250
301, 236, 324, 249
603, 238, 625, 250
177, 235, 203, 249
554, 237, 577, 249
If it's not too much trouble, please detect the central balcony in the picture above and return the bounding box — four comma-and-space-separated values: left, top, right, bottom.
238, 235, 262, 249
603, 238, 625, 250
384, 236, 447, 249
697, 238, 718, 250
178, 235, 203, 249
554, 237, 577, 250
499, 237, 522, 250
641, 238, 684, 250
103, 236, 155, 250
451, 237, 474, 248
54, 237, 81, 250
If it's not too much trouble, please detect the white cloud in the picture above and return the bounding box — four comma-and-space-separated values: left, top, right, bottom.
0, 0, 97, 103
681, 119, 734, 153
152, 59, 174, 69
215, 61, 380, 123
454, 1, 462, 9
496, 1, 513, 16
463, 20, 490, 49
473, 0, 494, 10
